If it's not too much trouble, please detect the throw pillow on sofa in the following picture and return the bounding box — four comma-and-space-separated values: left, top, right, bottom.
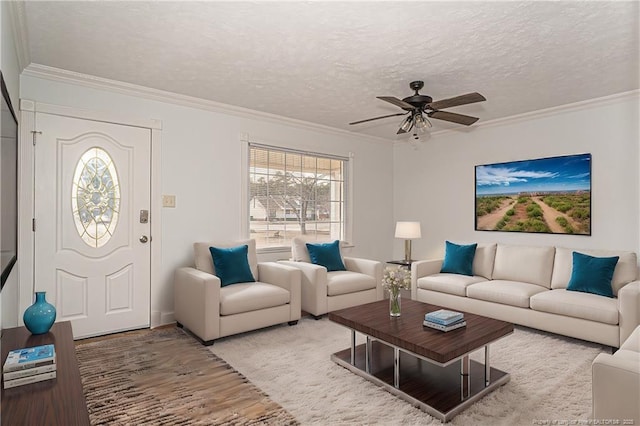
566, 251, 619, 298
209, 244, 256, 286
440, 241, 478, 276
306, 240, 347, 272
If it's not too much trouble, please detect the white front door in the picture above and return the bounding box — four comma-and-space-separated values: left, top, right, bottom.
34, 112, 151, 338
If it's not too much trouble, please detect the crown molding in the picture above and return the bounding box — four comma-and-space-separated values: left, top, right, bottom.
427, 89, 640, 138
21, 65, 637, 146
22, 63, 391, 144
8, 1, 31, 72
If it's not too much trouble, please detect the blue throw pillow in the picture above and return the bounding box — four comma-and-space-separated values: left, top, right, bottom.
306, 240, 347, 272
440, 241, 478, 276
209, 245, 256, 287
566, 252, 618, 298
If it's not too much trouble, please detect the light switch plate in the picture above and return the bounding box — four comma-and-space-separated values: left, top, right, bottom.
162, 195, 176, 208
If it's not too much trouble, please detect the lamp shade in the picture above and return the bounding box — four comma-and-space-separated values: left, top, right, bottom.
395, 221, 421, 239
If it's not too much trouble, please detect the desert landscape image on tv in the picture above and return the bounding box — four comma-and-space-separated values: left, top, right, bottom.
475, 153, 591, 235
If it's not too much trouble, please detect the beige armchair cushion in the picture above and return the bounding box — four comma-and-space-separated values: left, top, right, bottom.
291, 237, 312, 262
219, 282, 291, 316
327, 271, 377, 296
194, 239, 258, 279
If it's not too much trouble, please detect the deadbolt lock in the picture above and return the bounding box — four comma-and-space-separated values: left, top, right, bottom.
140, 210, 149, 223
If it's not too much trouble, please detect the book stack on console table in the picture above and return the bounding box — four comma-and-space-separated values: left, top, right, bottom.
3, 344, 57, 389
423, 309, 466, 332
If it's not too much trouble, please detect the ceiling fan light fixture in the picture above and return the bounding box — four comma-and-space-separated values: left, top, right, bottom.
414, 113, 430, 130
349, 81, 486, 135
399, 115, 414, 133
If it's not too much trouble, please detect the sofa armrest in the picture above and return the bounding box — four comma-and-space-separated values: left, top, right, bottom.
174, 267, 221, 342
344, 257, 383, 300
618, 280, 640, 345
257, 262, 302, 321
411, 259, 444, 300
278, 260, 328, 315
592, 352, 640, 422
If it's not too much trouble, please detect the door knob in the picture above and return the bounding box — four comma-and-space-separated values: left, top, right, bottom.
139, 235, 149, 243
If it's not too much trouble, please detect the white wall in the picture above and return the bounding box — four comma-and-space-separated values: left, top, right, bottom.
19, 74, 395, 325
1, 0, 23, 328
393, 93, 640, 260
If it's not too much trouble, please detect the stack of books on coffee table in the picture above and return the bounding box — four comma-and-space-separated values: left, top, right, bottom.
423, 309, 466, 332
3, 344, 57, 389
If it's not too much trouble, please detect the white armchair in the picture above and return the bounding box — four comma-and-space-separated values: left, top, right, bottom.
174, 239, 301, 345
279, 238, 383, 318
592, 324, 640, 423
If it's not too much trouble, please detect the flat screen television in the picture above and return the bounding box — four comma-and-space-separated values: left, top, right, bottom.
1, 71, 18, 288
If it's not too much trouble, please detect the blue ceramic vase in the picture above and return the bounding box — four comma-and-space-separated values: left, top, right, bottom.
23, 291, 57, 335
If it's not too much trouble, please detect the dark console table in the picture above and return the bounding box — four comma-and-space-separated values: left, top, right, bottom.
386, 259, 415, 270
1, 321, 90, 425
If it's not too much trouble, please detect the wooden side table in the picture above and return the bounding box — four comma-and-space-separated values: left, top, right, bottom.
1, 321, 90, 425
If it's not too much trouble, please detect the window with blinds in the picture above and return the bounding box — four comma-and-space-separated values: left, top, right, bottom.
248, 144, 347, 249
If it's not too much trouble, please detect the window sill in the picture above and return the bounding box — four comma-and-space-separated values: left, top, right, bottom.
256, 241, 354, 255
256, 246, 291, 255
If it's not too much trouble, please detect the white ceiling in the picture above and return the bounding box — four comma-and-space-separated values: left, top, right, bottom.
19, 1, 640, 140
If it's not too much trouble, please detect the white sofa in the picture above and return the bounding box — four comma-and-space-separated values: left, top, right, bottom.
592, 324, 640, 423
412, 243, 640, 347
279, 238, 383, 318
175, 239, 301, 345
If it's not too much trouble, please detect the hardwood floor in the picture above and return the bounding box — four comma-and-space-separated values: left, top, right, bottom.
74, 324, 175, 346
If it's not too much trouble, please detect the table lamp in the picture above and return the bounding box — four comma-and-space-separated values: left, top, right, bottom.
395, 221, 421, 263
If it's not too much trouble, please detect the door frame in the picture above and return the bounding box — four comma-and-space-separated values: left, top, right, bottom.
18, 99, 163, 328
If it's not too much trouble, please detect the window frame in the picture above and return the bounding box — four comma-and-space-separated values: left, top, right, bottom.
241, 137, 352, 254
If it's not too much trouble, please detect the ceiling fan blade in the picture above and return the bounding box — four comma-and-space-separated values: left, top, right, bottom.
428, 111, 479, 126
349, 112, 408, 125
377, 96, 416, 110
428, 92, 486, 110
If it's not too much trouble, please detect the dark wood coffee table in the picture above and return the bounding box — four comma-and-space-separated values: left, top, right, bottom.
1, 321, 90, 425
328, 299, 514, 422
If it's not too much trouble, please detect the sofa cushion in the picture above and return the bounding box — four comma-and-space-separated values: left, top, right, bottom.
209, 245, 256, 287
327, 271, 376, 296
467, 280, 548, 308
194, 239, 258, 279
492, 244, 555, 288
219, 282, 290, 316
473, 243, 498, 279
440, 241, 477, 276
530, 289, 619, 325
306, 240, 347, 272
417, 274, 488, 297
551, 247, 637, 296
291, 237, 312, 262
566, 252, 618, 298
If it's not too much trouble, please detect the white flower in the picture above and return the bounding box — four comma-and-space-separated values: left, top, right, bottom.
382, 266, 411, 293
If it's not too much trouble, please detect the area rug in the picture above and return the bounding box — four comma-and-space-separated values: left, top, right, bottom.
209, 317, 608, 425
76, 327, 297, 425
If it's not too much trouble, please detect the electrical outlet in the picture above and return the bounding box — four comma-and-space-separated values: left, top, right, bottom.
162, 195, 176, 208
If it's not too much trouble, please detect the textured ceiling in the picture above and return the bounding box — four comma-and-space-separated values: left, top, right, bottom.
21, 1, 639, 140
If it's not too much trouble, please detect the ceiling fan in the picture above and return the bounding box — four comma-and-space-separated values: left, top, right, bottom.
349, 81, 486, 137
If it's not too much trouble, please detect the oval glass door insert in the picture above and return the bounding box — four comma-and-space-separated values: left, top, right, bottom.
72, 147, 121, 247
